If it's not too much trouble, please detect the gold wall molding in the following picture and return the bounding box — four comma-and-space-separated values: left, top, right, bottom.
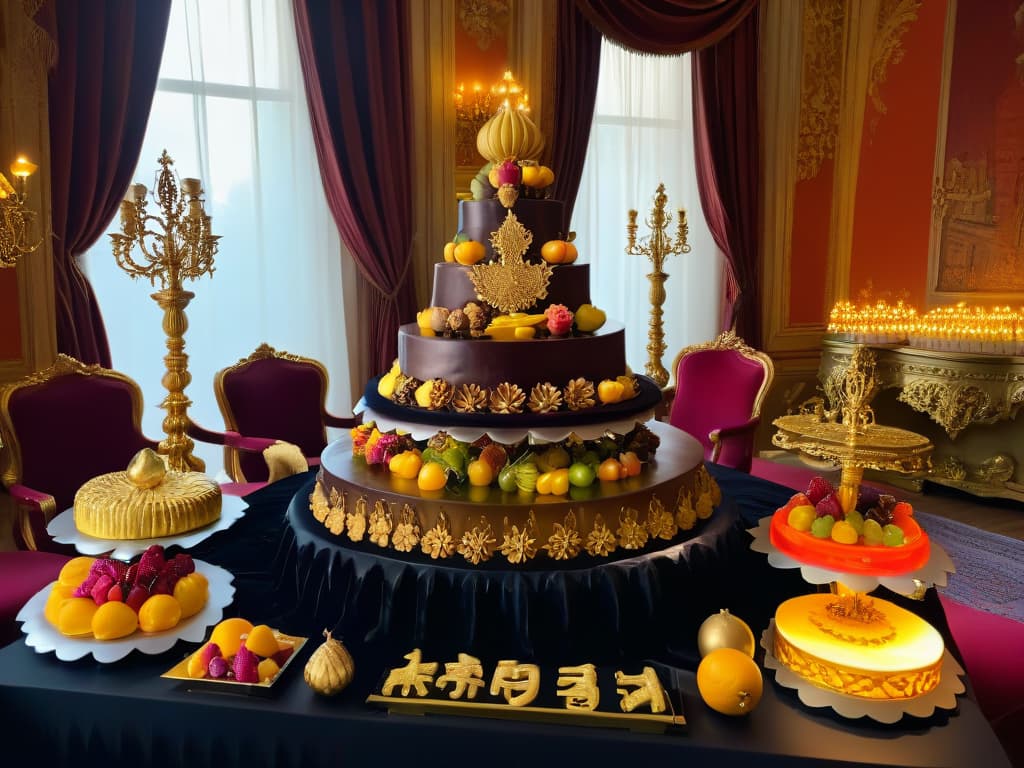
867, 0, 921, 136
458, 0, 510, 50
797, 0, 843, 181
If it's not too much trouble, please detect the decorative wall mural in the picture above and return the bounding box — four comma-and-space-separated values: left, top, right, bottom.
458, 0, 510, 51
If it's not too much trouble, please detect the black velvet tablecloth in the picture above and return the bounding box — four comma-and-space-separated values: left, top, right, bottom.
0, 466, 1010, 768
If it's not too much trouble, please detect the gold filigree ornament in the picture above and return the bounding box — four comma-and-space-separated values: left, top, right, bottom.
452, 383, 489, 414
544, 510, 582, 561
617, 507, 648, 550
346, 496, 367, 542
469, 210, 552, 314
499, 513, 538, 564
648, 496, 676, 541
563, 378, 596, 411
324, 487, 347, 535
528, 382, 563, 414
421, 511, 456, 559
392, 504, 421, 553
309, 480, 329, 523
458, 516, 496, 564
585, 513, 617, 557
489, 382, 526, 414
675, 489, 697, 531
368, 500, 393, 548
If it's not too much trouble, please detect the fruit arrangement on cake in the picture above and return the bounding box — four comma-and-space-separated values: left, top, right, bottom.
770, 475, 930, 575
310, 96, 718, 567
44, 547, 208, 640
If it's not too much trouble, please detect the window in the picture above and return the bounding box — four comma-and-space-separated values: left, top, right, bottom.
83, 0, 355, 476
572, 43, 725, 379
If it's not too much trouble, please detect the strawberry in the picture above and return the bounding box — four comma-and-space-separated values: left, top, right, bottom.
106, 583, 124, 603
208, 656, 229, 679
90, 574, 114, 605
200, 642, 222, 669
815, 493, 844, 521
232, 645, 260, 683
125, 584, 150, 613
780, 492, 812, 515
806, 477, 835, 506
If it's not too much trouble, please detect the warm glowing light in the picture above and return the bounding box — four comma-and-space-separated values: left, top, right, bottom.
10, 155, 37, 179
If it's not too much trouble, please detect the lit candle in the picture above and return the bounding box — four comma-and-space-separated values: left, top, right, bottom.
10, 155, 37, 179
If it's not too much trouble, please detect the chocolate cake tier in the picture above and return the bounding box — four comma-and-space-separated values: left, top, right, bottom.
460, 197, 565, 263
429, 262, 590, 312
398, 321, 627, 389
312, 421, 718, 569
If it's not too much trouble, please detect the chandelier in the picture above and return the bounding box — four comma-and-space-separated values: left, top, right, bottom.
0, 155, 42, 268
454, 71, 529, 167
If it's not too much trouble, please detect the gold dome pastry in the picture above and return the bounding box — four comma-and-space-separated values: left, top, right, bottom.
74, 454, 221, 540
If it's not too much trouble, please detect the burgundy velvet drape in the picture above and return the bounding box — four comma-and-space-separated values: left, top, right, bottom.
42, 0, 171, 366
293, 0, 418, 377
693, 10, 761, 345
567, 0, 761, 345
549, 2, 603, 235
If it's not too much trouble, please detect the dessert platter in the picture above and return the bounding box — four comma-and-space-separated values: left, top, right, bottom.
283, 103, 738, 654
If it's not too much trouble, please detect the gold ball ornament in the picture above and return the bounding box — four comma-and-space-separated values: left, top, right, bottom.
697, 608, 756, 658
304, 629, 355, 696
126, 448, 167, 489
696, 647, 763, 716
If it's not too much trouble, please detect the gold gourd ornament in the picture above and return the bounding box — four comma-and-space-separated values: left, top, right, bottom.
697, 609, 756, 658
476, 106, 545, 164
303, 629, 355, 696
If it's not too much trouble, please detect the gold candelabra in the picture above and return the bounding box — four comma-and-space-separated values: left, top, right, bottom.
110, 150, 219, 473
0, 155, 42, 268
626, 183, 690, 387
454, 71, 529, 167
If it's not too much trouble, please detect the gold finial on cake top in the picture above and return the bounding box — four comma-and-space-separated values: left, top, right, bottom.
126, 448, 168, 489
469, 210, 552, 314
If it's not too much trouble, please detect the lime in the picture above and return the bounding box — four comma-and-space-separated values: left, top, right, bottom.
568, 462, 595, 488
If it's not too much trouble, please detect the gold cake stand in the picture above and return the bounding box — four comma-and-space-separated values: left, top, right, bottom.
771, 346, 933, 513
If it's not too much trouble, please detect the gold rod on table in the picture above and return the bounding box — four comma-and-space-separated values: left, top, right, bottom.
626, 183, 690, 388
109, 150, 220, 473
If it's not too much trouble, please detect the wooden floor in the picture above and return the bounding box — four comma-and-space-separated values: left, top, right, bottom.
756, 452, 1024, 541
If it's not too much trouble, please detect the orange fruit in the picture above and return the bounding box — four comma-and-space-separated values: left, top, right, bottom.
454, 240, 486, 265
138, 594, 182, 633
550, 468, 570, 496
597, 380, 625, 404
563, 242, 578, 264
91, 600, 139, 640
187, 648, 209, 679
44, 583, 76, 627
173, 573, 209, 619
244, 624, 281, 658
521, 165, 541, 187
58, 557, 97, 588
258, 657, 281, 683
535, 471, 553, 495
597, 458, 624, 482
443, 241, 456, 262
467, 459, 493, 487
57, 598, 99, 637
417, 461, 447, 491
537, 166, 555, 187
389, 451, 422, 480
540, 240, 568, 264
488, 167, 500, 188
210, 617, 254, 657
619, 451, 642, 477
696, 648, 763, 716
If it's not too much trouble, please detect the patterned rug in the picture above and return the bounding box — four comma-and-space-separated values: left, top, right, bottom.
916, 510, 1024, 623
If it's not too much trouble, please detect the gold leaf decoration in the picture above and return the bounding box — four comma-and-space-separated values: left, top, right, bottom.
528, 382, 563, 414
458, 516, 496, 564
452, 383, 489, 414
499, 514, 537, 564
648, 496, 676, 540
347, 496, 367, 541
798, 0, 844, 180
428, 378, 454, 410
309, 480, 329, 523
421, 511, 455, 559
564, 378, 596, 411
696, 491, 714, 520
617, 508, 648, 550
392, 504, 421, 553
544, 510, 581, 560
490, 382, 526, 414
469, 210, 552, 314
458, 0, 509, 51
368, 500, 392, 548
675, 489, 697, 531
868, 0, 921, 136
585, 513, 617, 557
393, 376, 421, 406
324, 486, 347, 535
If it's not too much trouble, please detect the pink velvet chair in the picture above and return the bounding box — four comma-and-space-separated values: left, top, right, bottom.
212, 344, 357, 483
664, 331, 774, 473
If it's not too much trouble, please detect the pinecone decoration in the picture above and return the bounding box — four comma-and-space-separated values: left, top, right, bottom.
528, 382, 563, 414
490, 382, 526, 414
428, 378, 454, 410
393, 376, 421, 406
563, 378, 596, 411
463, 302, 488, 337
452, 383, 489, 413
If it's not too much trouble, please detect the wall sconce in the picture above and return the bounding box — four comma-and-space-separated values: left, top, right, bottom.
0, 155, 42, 268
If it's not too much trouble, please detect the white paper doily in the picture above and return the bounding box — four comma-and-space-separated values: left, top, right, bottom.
16, 560, 235, 663
355, 400, 656, 444
48, 494, 248, 560
760, 621, 965, 723
748, 516, 955, 593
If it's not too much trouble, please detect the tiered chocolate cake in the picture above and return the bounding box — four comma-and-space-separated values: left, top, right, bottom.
309, 102, 719, 567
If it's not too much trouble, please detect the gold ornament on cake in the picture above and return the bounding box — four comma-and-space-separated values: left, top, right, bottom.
469, 211, 552, 314
427, 378, 454, 410
368, 500, 392, 547
489, 382, 526, 414
421, 511, 456, 559
126, 448, 167, 489
393, 376, 421, 406
463, 301, 489, 337
310, 480, 329, 523
585, 513, 618, 557
675, 489, 697, 531
475, 103, 545, 164
544, 510, 582, 560
499, 514, 538, 564
446, 308, 469, 334
617, 508, 649, 550
563, 378, 596, 411
392, 505, 421, 553
346, 497, 367, 542
452, 383, 489, 414
458, 516, 496, 564
528, 382, 563, 414
648, 496, 676, 540
325, 487, 347, 535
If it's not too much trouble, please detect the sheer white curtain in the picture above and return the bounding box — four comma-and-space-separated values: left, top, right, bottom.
572, 42, 724, 378
83, 0, 357, 477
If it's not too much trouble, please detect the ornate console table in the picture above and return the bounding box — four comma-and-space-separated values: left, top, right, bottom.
819, 337, 1024, 501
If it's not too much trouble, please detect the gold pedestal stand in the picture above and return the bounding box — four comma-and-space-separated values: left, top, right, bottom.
771, 346, 933, 513
110, 151, 219, 473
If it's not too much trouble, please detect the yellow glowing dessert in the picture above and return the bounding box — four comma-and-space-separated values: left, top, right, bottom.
74, 448, 221, 539
773, 593, 944, 700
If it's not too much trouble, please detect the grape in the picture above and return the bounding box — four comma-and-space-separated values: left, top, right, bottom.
787, 504, 816, 532
862, 518, 884, 545
830, 520, 858, 545
856, 486, 881, 513
810, 516, 835, 539
844, 509, 865, 535
882, 524, 905, 547
864, 506, 894, 527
